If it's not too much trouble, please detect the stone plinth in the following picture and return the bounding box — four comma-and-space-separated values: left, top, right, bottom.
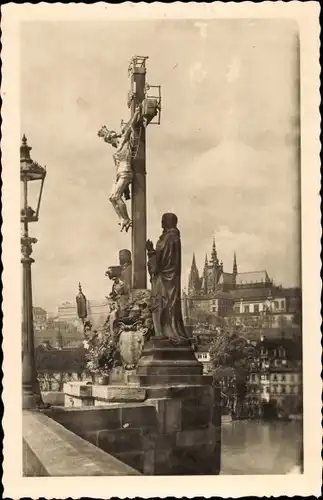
109, 367, 139, 385
60, 335, 221, 474
146, 384, 221, 475
64, 382, 147, 408
92, 385, 147, 403
133, 337, 206, 392
64, 381, 93, 407
50, 384, 221, 475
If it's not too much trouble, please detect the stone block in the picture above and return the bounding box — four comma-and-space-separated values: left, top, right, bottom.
97, 428, 143, 454
64, 382, 93, 398
171, 445, 220, 475
64, 394, 94, 408
41, 391, 65, 406
211, 387, 222, 427
164, 399, 182, 433
120, 404, 158, 429
145, 398, 167, 432
92, 385, 147, 402
47, 407, 122, 434
114, 451, 145, 473
175, 428, 213, 448
141, 428, 158, 451
181, 402, 211, 430
82, 430, 99, 447
109, 369, 140, 386
137, 362, 203, 376
142, 448, 155, 475
163, 384, 212, 404
138, 374, 210, 387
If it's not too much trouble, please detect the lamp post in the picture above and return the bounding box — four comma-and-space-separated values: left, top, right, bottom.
21, 135, 47, 409
76, 282, 88, 335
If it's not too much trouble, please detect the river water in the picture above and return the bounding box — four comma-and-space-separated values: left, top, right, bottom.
221, 420, 303, 474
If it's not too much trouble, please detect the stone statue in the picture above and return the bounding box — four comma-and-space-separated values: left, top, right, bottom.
146, 213, 189, 343
104, 250, 153, 370
105, 248, 132, 298
105, 265, 125, 300
119, 249, 132, 293
98, 107, 141, 232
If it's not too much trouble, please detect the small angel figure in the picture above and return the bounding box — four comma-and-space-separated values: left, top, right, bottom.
98, 106, 141, 232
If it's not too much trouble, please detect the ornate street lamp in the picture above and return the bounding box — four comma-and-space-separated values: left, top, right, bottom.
76, 282, 88, 334
20, 135, 47, 409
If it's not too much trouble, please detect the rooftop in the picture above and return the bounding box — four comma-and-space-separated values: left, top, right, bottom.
231, 287, 277, 300
218, 273, 235, 286
235, 270, 271, 285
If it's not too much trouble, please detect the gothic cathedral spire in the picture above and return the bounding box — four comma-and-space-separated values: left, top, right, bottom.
211, 237, 218, 265
233, 251, 238, 277
188, 253, 200, 295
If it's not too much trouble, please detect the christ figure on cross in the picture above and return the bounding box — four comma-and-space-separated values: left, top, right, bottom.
98, 106, 141, 232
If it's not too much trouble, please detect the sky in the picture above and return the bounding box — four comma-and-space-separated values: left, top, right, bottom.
20, 19, 301, 312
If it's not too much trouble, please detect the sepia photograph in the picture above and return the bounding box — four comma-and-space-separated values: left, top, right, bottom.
2, 3, 321, 498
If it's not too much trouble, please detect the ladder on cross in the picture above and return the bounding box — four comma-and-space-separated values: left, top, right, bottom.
130, 127, 142, 160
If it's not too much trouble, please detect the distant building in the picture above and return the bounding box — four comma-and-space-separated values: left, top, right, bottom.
187, 239, 273, 298
34, 318, 83, 348
246, 336, 302, 415
32, 306, 47, 330
194, 345, 212, 374
57, 301, 81, 327
57, 299, 110, 329
183, 237, 302, 342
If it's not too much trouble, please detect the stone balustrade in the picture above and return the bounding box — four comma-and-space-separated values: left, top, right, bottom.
48, 383, 221, 475
23, 410, 141, 476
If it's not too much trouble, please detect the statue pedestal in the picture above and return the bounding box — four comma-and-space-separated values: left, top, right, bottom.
61, 335, 221, 475
132, 337, 209, 392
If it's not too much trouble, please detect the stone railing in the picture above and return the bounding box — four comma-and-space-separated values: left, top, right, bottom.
23, 410, 141, 476
49, 382, 222, 475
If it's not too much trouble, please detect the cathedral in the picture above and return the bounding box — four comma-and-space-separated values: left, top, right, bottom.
183, 238, 301, 330
187, 238, 272, 296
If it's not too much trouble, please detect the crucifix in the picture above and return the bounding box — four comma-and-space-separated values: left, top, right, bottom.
99, 55, 161, 290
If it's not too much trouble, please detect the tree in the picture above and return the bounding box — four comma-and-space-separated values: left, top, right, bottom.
209, 330, 255, 372
209, 329, 256, 416
73, 345, 87, 380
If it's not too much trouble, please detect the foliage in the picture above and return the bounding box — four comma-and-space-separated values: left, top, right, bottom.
83, 325, 120, 375
37, 371, 65, 391
209, 329, 255, 374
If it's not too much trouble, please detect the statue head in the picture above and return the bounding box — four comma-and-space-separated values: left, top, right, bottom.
105, 266, 122, 280
98, 126, 121, 148
161, 212, 178, 230
119, 249, 132, 266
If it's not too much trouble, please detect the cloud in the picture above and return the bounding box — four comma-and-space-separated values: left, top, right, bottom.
189, 62, 208, 85
20, 19, 301, 310
226, 57, 241, 83
194, 21, 209, 40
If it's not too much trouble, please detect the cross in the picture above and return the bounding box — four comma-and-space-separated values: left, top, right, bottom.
128, 56, 161, 289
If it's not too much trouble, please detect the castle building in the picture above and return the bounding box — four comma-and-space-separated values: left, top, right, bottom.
187, 238, 273, 297
183, 238, 302, 337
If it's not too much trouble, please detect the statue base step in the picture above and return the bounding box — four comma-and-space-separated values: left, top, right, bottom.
135, 337, 205, 387
63, 382, 147, 407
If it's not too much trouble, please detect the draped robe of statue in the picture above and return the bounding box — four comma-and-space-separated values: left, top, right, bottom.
148, 215, 189, 343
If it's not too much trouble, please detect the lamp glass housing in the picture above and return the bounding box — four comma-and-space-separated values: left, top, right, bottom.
20, 156, 46, 224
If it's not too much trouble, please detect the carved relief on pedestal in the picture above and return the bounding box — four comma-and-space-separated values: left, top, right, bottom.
103, 250, 154, 370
